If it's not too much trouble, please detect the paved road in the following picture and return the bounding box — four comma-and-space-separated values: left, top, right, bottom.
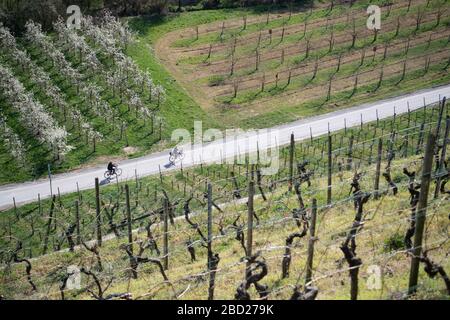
1, 85, 449, 210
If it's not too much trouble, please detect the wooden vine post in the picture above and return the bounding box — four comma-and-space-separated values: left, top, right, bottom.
163, 197, 169, 270
207, 183, 212, 258
246, 179, 255, 280
125, 184, 136, 278
207, 183, 215, 300
95, 177, 102, 246
327, 134, 332, 205
305, 198, 318, 285
434, 117, 449, 198
408, 132, 436, 295
434, 97, 446, 149
347, 135, 354, 170
125, 185, 133, 251
288, 133, 295, 192
42, 195, 56, 255
374, 138, 383, 199
75, 200, 81, 245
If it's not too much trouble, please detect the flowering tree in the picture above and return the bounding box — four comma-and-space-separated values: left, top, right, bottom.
0, 23, 16, 53
53, 18, 101, 72
2, 16, 166, 165
81, 16, 121, 61
152, 85, 166, 108
25, 21, 113, 121
1, 23, 100, 143
0, 64, 72, 157
0, 116, 26, 164
99, 11, 135, 50
25, 21, 82, 83
81, 14, 164, 113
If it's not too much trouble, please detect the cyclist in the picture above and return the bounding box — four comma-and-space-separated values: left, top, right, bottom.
170, 146, 180, 157
107, 161, 117, 175
169, 146, 184, 164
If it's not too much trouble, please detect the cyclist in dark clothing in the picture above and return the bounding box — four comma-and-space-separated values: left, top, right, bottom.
107, 162, 117, 175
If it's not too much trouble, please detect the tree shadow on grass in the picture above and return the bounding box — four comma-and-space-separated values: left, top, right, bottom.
68, 135, 80, 144
127, 1, 314, 37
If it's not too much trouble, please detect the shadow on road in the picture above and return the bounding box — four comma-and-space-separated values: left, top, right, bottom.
99, 178, 111, 186
164, 162, 175, 169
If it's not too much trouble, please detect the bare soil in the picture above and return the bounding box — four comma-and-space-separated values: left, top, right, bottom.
154, 0, 449, 122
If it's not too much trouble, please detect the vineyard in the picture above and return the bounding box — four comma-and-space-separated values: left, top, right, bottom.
0, 98, 448, 300
0, 12, 166, 184
155, 0, 450, 128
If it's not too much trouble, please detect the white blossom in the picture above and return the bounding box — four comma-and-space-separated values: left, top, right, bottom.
80, 15, 164, 105
25, 20, 112, 119
0, 23, 18, 51
1, 25, 103, 141
0, 116, 26, 163
53, 18, 101, 71
0, 64, 72, 156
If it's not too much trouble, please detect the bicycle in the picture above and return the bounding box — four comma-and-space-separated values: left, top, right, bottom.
169, 148, 184, 164
104, 167, 122, 179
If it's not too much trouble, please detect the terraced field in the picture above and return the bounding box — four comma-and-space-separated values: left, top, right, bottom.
156, 0, 450, 128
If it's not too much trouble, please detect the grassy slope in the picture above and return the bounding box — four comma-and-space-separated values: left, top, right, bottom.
126, 40, 219, 137
216, 19, 450, 103
231, 63, 450, 129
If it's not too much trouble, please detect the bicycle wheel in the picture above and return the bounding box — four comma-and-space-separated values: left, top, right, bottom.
169, 155, 176, 163
179, 152, 185, 161
115, 168, 122, 177
104, 171, 111, 179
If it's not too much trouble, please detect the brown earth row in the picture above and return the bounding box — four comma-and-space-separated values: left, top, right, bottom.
211, 28, 450, 96
178, 0, 345, 50
188, 8, 442, 78
175, 0, 427, 56
154, 0, 446, 111
223, 48, 450, 121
